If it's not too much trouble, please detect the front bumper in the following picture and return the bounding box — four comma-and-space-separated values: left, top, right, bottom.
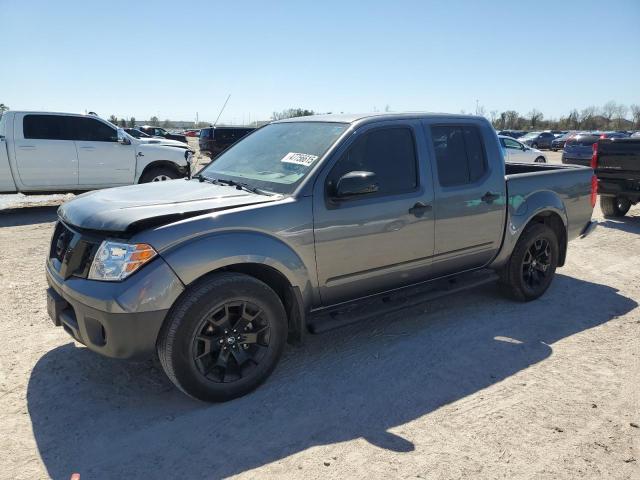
46, 256, 184, 359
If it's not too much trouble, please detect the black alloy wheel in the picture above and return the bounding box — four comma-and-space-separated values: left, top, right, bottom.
191, 300, 271, 383
521, 238, 551, 290
499, 223, 558, 301
157, 272, 287, 402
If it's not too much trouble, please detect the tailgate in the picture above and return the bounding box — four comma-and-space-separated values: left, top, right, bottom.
597, 138, 640, 175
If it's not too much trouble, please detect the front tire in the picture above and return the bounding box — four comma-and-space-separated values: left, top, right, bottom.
500, 223, 559, 301
139, 166, 180, 183
531, 142, 539, 149
600, 196, 631, 218
157, 273, 287, 402
534, 156, 546, 163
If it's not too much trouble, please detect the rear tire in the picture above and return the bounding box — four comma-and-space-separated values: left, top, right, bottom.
157, 273, 287, 402
500, 223, 559, 301
600, 196, 631, 218
139, 166, 180, 183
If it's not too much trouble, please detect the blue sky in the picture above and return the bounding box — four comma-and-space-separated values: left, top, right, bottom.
1, 0, 638, 124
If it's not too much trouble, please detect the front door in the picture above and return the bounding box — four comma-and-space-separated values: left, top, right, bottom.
503, 136, 528, 162
313, 122, 435, 305
425, 122, 506, 277
72, 116, 135, 186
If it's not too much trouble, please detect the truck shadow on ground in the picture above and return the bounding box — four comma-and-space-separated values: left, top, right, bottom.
598, 214, 640, 235
27, 274, 636, 479
0, 206, 59, 227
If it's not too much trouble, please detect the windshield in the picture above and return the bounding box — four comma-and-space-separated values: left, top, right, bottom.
200, 122, 348, 194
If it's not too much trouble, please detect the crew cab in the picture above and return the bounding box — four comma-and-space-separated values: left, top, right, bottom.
0, 111, 193, 193
45, 113, 596, 402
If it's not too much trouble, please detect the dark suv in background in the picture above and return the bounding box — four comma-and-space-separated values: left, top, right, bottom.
561, 133, 601, 166
199, 126, 255, 158
138, 125, 187, 143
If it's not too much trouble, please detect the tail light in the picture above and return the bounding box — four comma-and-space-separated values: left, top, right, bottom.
590, 174, 598, 208
599, 134, 606, 139
591, 142, 599, 170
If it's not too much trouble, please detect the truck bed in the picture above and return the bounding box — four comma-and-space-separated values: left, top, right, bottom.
504, 161, 594, 244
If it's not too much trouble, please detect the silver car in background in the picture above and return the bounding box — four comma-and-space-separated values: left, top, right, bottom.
499, 135, 547, 163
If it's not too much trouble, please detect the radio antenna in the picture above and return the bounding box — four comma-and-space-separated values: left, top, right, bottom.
213, 94, 231, 126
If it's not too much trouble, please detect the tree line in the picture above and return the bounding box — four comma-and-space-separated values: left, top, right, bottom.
3, 102, 638, 131
488, 101, 640, 131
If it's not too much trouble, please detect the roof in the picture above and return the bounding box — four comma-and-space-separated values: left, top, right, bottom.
273, 112, 486, 125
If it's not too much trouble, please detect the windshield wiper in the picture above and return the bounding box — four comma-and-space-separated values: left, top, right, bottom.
195, 175, 273, 196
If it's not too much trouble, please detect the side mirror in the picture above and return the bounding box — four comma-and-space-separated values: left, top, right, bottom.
334, 171, 378, 198
117, 128, 131, 145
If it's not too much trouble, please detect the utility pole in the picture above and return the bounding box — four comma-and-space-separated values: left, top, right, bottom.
475, 99, 479, 116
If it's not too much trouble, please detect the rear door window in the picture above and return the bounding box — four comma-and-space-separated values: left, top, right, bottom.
431, 125, 488, 187
23, 114, 71, 140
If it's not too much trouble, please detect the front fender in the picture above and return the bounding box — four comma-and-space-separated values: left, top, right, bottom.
490, 189, 568, 269
135, 145, 188, 177
161, 231, 314, 308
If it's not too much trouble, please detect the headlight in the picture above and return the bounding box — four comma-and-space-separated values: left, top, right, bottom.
88, 241, 157, 281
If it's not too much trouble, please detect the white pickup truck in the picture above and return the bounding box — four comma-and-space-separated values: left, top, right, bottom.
0, 111, 193, 193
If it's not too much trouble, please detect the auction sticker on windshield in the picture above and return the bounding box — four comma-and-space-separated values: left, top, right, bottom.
281, 152, 319, 166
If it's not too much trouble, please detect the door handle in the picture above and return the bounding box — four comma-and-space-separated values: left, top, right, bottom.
481, 191, 500, 203
18, 145, 36, 150
137, 152, 144, 157
408, 202, 432, 217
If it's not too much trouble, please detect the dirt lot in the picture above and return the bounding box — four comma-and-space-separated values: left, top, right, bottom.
1, 151, 639, 479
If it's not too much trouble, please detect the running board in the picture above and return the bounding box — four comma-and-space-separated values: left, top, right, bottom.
308, 269, 499, 334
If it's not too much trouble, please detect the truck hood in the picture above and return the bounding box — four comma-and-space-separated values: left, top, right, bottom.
58, 180, 280, 233
138, 138, 189, 148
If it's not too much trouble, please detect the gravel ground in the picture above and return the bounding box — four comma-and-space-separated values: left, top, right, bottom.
0, 150, 638, 479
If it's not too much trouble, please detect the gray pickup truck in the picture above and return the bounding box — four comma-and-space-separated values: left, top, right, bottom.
46, 113, 597, 402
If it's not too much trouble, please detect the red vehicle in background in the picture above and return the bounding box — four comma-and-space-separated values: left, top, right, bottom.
183, 129, 200, 137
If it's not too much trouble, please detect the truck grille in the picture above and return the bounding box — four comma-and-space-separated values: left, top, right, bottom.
49, 222, 101, 279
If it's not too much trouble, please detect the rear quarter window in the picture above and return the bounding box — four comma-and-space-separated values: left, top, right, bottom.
199, 129, 213, 139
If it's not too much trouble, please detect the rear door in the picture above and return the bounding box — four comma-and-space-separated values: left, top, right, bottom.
73, 116, 135, 186
14, 113, 78, 188
424, 121, 506, 277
